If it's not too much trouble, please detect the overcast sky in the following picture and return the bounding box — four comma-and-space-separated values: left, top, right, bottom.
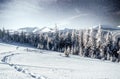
0, 0, 120, 29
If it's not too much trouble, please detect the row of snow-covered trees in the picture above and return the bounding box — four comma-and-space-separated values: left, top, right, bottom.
63, 26, 120, 62
0, 28, 40, 47
0, 26, 120, 62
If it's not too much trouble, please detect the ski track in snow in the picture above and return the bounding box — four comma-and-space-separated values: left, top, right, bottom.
1, 51, 48, 79
0, 42, 120, 79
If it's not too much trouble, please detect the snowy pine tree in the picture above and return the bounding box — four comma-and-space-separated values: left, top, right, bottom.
88, 27, 96, 47
84, 29, 89, 47
79, 30, 84, 56
96, 24, 103, 48
64, 46, 70, 57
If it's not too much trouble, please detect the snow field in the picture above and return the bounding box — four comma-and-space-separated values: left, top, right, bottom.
0, 42, 120, 79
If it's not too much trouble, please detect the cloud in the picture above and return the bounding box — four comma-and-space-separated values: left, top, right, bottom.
0, 0, 120, 29
68, 14, 88, 20
115, 11, 120, 15
75, 8, 81, 13
0, 0, 45, 29
57, 13, 88, 26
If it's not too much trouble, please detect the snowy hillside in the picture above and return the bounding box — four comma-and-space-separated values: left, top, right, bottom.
17, 27, 55, 33
36, 27, 55, 33
0, 42, 120, 79
17, 27, 39, 33
94, 25, 120, 30
14, 25, 120, 34
16, 26, 74, 34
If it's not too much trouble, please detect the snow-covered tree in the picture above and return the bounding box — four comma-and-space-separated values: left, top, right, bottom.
0, 29, 2, 39
88, 27, 96, 47
79, 30, 84, 56
70, 46, 74, 54
64, 46, 70, 57
117, 49, 120, 62
96, 25, 103, 48
84, 29, 89, 47
106, 31, 112, 44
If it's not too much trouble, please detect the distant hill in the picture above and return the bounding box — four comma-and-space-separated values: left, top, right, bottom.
17, 26, 73, 34
16, 25, 120, 34
35, 27, 55, 33
18, 27, 39, 33
17, 26, 56, 34
94, 25, 120, 30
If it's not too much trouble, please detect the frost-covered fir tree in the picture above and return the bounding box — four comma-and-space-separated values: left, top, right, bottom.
105, 31, 113, 60
87, 27, 97, 57
83, 29, 89, 47
71, 30, 76, 52
47, 37, 50, 50
95, 24, 105, 59
78, 30, 84, 56
71, 30, 75, 42
117, 49, 120, 62
0, 29, 3, 39
88, 27, 96, 47
96, 24, 103, 48
64, 47, 70, 57
106, 31, 112, 44
79, 47, 83, 56
20, 31, 26, 43
37, 33, 44, 49
70, 46, 74, 54
54, 28, 60, 51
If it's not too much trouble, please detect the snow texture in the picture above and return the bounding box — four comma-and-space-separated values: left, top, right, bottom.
0, 42, 120, 79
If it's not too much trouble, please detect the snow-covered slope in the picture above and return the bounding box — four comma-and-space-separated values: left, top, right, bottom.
0, 64, 33, 79
17, 27, 72, 34
35, 27, 55, 33
59, 28, 73, 33
94, 25, 120, 30
17, 27, 55, 33
0, 42, 33, 79
0, 42, 120, 79
17, 27, 39, 33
